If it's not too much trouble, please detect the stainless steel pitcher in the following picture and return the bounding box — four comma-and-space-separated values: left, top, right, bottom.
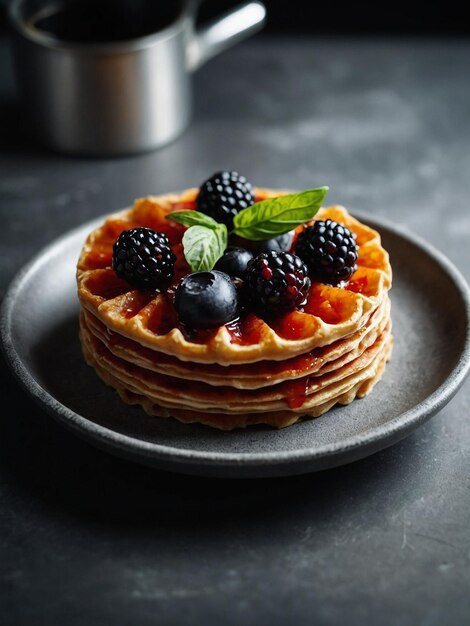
9, 0, 266, 156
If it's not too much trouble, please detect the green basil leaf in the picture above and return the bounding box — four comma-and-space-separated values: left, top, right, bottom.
167, 210, 219, 229
182, 224, 227, 272
232, 186, 329, 240
214, 223, 228, 256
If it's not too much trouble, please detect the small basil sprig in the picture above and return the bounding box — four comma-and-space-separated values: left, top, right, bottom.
167, 186, 329, 271
169, 210, 227, 272
181, 223, 227, 272
168, 210, 218, 229
232, 187, 329, 240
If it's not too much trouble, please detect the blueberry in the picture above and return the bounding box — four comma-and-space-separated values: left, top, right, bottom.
174, 271, 239, 330
257, 230, 295, 253
213, 247, 254, 278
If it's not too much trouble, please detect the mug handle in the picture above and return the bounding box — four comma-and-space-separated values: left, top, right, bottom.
187, 1, 266, 72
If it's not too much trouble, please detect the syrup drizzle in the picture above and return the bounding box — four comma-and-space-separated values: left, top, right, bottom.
226, 315, 264, 345
285, 377, 310, 409
121, 291, 154, 319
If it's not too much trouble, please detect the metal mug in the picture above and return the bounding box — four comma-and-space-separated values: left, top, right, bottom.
9, 0, 266, 156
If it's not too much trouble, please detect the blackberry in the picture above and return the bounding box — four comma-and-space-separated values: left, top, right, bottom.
196, 171, 254, 228
246, 251, 310, 313
112, 227, 175, 290
296, 219, 358, 285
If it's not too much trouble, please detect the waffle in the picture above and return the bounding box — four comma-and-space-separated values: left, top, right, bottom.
77, 187, 392, 429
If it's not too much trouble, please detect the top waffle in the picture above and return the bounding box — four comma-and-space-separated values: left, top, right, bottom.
77, 188, 392, 365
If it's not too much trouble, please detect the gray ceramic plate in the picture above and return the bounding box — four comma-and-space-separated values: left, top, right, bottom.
2, 213, 470, 478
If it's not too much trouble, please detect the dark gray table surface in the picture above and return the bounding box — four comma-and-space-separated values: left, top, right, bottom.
1, 35, 470, 625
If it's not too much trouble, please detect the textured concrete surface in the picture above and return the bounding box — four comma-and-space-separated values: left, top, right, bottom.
1, 36, 470, 625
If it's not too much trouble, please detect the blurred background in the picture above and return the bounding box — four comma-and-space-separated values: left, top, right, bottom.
199, 0, 470, 34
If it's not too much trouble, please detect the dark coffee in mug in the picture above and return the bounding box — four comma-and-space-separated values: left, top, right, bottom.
28, 0, 183, 42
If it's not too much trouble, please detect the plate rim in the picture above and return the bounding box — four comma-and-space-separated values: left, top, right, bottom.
2, 211, 470, 471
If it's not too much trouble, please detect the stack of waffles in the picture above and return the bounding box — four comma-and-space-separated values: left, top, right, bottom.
77, 188, 392, 430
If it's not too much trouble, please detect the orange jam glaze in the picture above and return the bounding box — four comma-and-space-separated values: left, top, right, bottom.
284, 377, 310, 408
85, 310, 330, 381
86, 327, 318, 407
